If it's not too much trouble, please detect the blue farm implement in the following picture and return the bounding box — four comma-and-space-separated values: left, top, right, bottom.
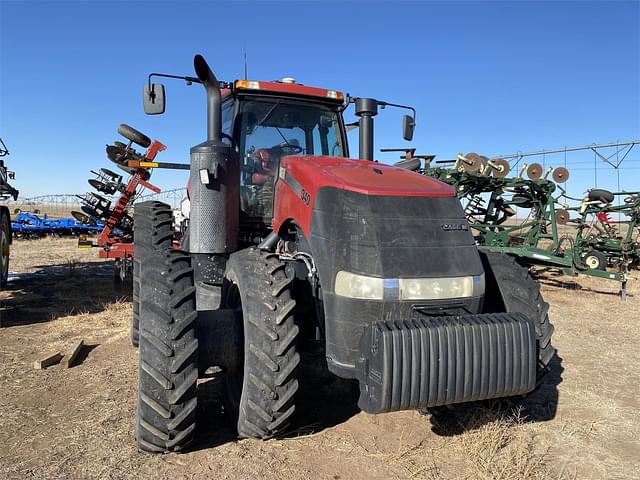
11, 212, 103, 238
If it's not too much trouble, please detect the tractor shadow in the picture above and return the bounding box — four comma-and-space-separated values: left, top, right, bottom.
287, 350, 361, 436
190, 352, 563, 450
191, 376, 238, 450
425, 354, 564, 436
0, 260, 130, 327
190, 349, 361, 451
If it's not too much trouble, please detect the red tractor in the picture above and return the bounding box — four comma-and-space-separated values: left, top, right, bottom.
134, 55, 555, 452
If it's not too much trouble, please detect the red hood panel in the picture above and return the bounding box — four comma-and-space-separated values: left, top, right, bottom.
274, 155, 455, 236
282, 155, 454, 197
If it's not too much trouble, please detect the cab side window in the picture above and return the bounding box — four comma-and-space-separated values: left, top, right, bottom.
222, 100, 234, 138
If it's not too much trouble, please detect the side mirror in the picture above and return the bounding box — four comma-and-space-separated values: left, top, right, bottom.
143, 83, 166, 115
402, 114, 415, 141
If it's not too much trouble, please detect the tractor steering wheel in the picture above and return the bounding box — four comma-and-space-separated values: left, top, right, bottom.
273, 141, 303, 155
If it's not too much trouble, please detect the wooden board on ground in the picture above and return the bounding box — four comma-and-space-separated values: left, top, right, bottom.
66, 340, 85, 368
33, 352, 63, 370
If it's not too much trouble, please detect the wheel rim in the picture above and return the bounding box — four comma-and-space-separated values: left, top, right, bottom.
585, 255, 599, 269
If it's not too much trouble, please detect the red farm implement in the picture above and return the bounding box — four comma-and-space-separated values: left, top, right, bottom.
76, 124, 186, 283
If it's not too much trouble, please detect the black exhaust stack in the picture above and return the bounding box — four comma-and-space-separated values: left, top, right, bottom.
189, 54, 239, 310
194, 55, 222, 142
355, 98, 378, 161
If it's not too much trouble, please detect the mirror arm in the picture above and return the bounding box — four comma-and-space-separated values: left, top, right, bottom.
341, 97, 417, 121
145, 73, 233, 100
147, 73, 202, 87
377, 101, 416, 122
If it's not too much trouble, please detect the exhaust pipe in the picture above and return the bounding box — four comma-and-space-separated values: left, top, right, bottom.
194, 54, 222, 142
189, 54, 239, 310
355, 98, 378, 161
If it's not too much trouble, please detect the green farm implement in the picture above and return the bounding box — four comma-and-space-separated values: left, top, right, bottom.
569, 190, 640, 272
393, 149, 633, 297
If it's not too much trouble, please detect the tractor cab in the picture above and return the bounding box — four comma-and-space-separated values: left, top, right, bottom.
220, 80, 348, 223
145, 69, 414, 236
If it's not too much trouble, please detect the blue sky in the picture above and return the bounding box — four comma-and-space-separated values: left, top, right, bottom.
0, 0, 638, 198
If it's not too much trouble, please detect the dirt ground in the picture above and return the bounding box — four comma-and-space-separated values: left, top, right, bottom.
0, 238, 638, 480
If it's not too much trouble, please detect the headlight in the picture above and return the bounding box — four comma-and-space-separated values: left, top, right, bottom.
399, 276, 481, 300
335, 271, 484, 301
335, 271, 384, 300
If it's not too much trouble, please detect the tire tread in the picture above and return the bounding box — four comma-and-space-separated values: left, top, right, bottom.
225, 248, 300, 439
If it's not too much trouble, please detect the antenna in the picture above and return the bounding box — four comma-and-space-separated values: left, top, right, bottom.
244, 49, 248, 80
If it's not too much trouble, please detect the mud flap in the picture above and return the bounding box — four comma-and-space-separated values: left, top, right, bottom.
356, 313, 537, 414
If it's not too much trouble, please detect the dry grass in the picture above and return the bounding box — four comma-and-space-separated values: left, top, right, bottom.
450, 407, 549, 480
0, 237, 638, 479
8, 203, 81, 219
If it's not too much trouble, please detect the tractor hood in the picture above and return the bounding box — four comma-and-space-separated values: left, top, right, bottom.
280, 155, 454, 198
274, 155, 480, 280
273, 155, 459, 239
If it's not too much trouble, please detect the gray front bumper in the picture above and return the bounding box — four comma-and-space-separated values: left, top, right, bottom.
356, 313, 537, 414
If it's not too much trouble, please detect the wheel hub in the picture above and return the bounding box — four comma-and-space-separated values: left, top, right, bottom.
585, 255, 599, 269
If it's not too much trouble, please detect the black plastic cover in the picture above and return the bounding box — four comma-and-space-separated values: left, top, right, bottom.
307, 187, 484, 373
309, 188, 483, 285
356, 313, 537, 413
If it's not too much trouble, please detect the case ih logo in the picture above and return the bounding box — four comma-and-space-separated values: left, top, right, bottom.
441, 223, 469, 231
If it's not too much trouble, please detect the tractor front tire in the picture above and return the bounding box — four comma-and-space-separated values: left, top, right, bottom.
223, 248, 300, 439
132, 201, 174, 347
479, 251, 556, 382
136, 250, 198, 453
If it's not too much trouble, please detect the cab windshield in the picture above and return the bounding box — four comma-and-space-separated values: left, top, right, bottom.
235, 97, 346, 219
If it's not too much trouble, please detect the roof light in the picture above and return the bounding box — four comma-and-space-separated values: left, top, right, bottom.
235, 80, 261, 90
327, 90, 343, 100
281, 77, 296, 84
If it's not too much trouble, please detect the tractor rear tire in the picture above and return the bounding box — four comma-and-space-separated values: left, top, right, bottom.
583, 250, 607, 271
1, 210, 9, 287
223, 248, 300, 439
132, 201, 174, 347
479, 251, 556, 383
136, 249, 198, 453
